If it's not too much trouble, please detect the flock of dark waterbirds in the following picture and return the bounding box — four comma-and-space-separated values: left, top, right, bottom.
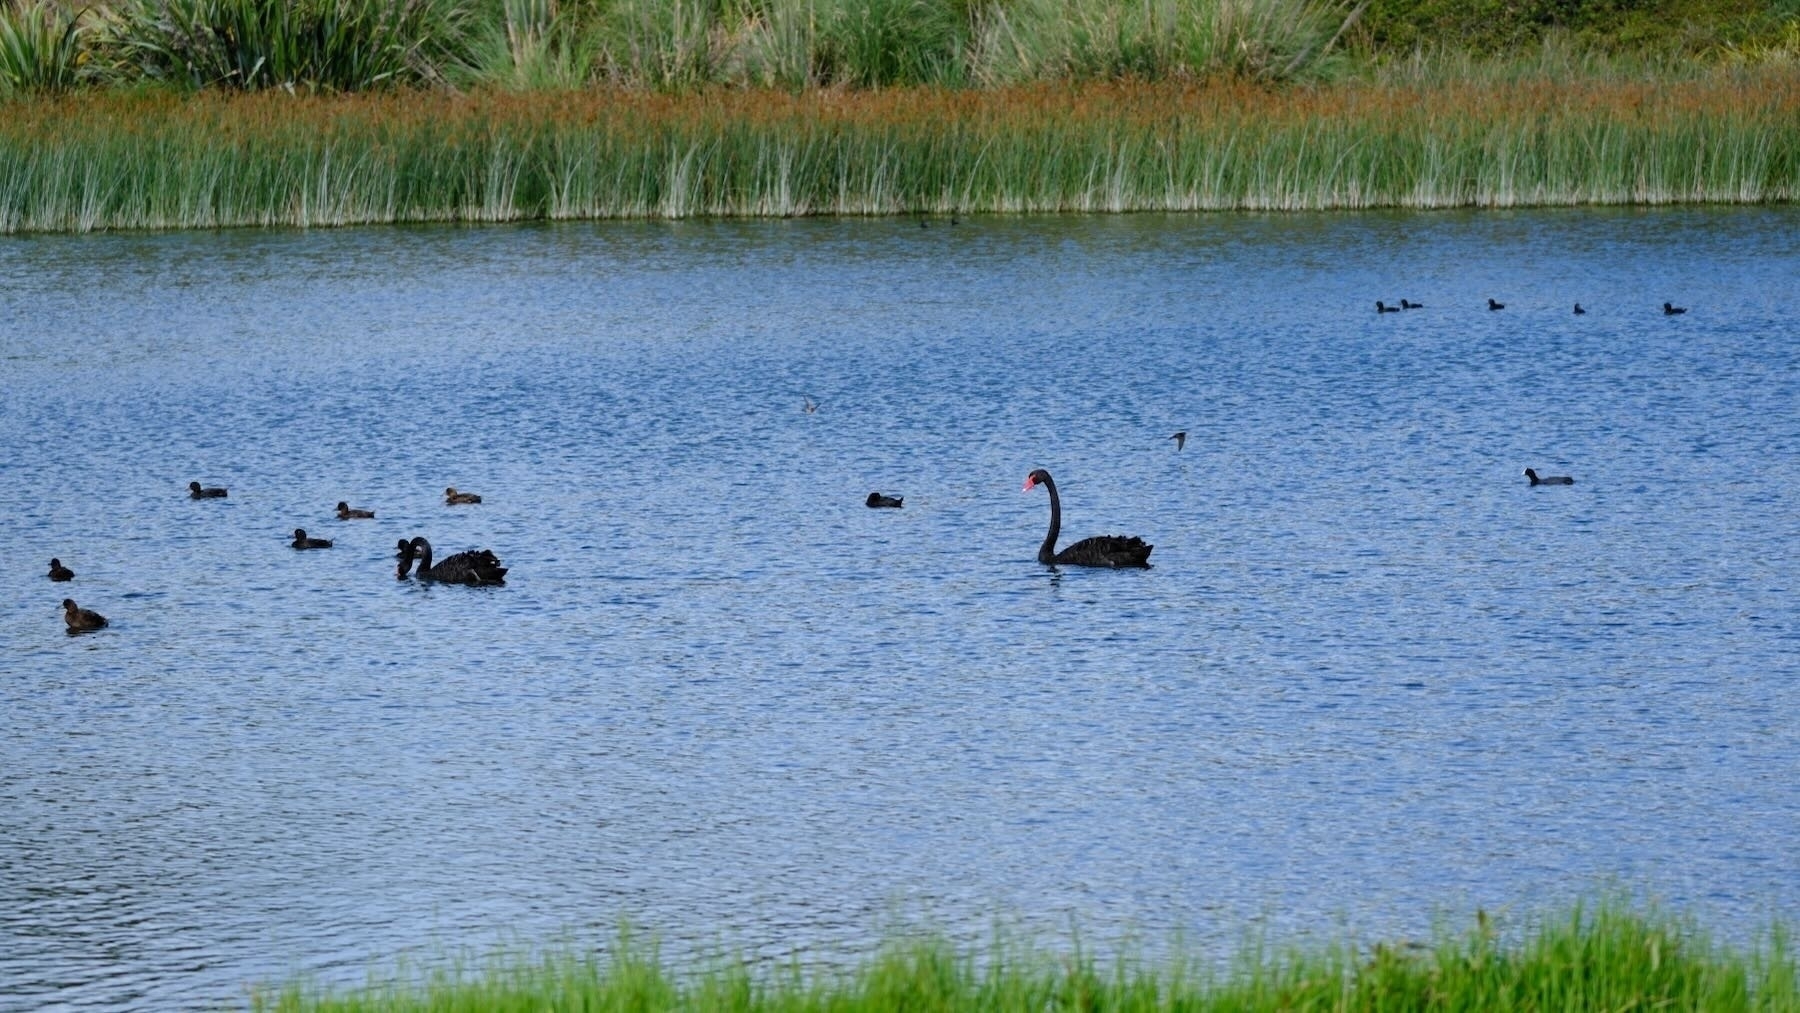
54, 483, 509, 634
50, 325, 1610, 636
1381, 297, 1688, 316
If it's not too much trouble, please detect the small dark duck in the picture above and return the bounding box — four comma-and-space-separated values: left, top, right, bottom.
1664, 302, 1687, 316
48, 558, 74, 582
336, 501, 375, 519
63, 598, 107, 632
189, 481, 227, 499
1488, 298, 1505, 311
445, 487, 482, 505
1525, 468, 1575, 486
866, 492, 904, 508
1574, 303, 1586, 315
1401, 299, 1424, 309
291, 528, 333, 549
1376, 301, 1400, 313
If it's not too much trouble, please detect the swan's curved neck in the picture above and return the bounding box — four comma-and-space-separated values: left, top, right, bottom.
1038, 474, 1062, 564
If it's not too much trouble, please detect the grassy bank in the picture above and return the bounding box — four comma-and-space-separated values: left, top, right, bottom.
3, 69, 1797, 231
259, 905, 1797, 1012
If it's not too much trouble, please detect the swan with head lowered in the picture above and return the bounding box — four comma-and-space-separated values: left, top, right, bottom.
1022, 469, 1152, 568
397, 537, 508, 585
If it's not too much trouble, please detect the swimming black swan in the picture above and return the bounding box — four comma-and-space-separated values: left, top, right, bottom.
866, 492, 903, 508
189, 481, 227, 499
1488, 298, 1505, 311
1401, 299, 1424, 309
1525, 468, 1575, 486
1170, 431, 1186, 451
1023, 469, 1152, 568
291, 528, 333, 549
1574, 303, 1586, 315
1664, 302, 1687, 315
1376, 301, 1400, 313
445, 487, 482, 505
337, 501, 375, 519
48, 558, 74, 581
398, 537, 508, 585
63, 598, 106, 632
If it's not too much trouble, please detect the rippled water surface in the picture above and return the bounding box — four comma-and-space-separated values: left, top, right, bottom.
3, 210, 1798, 1009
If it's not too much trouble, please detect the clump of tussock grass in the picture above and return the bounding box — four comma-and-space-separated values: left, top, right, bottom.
254, 904, 1796, 1012
1, 69, 1795, 231
0, 0, 91, 95
96, 0, 481, 91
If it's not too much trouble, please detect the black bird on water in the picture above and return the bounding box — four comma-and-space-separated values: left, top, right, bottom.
1574, 303, 1586, 315
189, 481, 227, 498
1488, 298, 1506, 311
48, 558, 74, 581
1525, 468, 1575, 486
866, 492, 903, 508
291, 528, 333, 549
1664, 302, 1688, 315
1376, 301, 1400, 313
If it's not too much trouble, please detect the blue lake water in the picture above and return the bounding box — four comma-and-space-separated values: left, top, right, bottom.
2, 209, 1798, 1009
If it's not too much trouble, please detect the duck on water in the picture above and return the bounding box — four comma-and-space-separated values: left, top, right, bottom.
1022, 469, 1152, 568
397, 537, 508, 585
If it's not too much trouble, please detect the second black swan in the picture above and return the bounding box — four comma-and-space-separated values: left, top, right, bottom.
1023, 469, 1152, 568
398, 537, 508, 585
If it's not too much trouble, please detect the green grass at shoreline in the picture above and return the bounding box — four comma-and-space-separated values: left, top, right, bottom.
3, 71, 1797, 232
259, 905, 1797, 1012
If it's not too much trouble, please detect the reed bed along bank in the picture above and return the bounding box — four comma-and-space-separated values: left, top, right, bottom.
3, 72, 1797, 231
258, 906, 1798, 1012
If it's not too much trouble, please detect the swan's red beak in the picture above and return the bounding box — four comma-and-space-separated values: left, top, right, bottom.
1022, 475, 1038, 492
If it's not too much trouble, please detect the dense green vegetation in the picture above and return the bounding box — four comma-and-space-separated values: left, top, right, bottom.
0, 0, 1796, 96
257, 906, 1797, 1012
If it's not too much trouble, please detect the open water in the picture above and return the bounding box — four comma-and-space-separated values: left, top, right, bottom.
2, 209, 1797, 1009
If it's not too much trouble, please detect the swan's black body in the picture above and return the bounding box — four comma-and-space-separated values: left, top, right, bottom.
291, 528, 333, 549
1525, 468, 1575, 486
189, 481, 227, 498
398, 537, 508, 585
63, 598, 106, 632
1023, 469, 1152, 568
48, 558, 74, 581
337, 501, 375, 519
1664, 302, 1687, 315
866, 492, 903, 508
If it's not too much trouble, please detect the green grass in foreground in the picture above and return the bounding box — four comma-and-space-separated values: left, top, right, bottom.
3, 70, 1797, 232
259, 905, 1798, 1012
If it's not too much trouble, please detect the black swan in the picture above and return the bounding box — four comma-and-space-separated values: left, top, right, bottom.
48, 558, 74, 582
1488, 298, 1505, 311
398, 537, 508, 585
1401, 299, 1424, 309
1023, 469, 1152, 568
1376, 301, 1400, 313
1574, 303, 1586, 315
291, 528, 333, 549
866, 492, 903, 508
1664, 302, 1687, 315
445, 487, 482, 505
1525, 468, 1575, 486
63, 598, 106, 632
189, 481, 227, 499
1170, 431, 1186, 451
337, 501, 375, 519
